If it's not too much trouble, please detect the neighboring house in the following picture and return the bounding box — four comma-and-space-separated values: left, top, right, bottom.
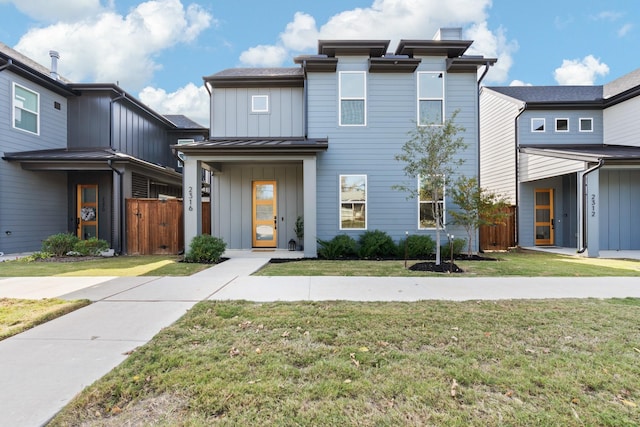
0, 43, 207, 255
177, 28, 496, 257
480, 69, 640, 257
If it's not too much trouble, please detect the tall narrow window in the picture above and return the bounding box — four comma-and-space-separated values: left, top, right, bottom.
418, 72, 444, 125
339, 72, 366, 126
340, 175, 367, 229
418, 176, 445, 229
13, 83, 39, 134
531, 118, 545, 132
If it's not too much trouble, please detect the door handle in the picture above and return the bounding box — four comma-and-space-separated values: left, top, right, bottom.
274, 216, 277, 230
551, 218, 555, 229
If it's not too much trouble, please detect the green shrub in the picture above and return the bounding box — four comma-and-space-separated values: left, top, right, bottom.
440, 237, 467, 259
18, 251, 53, 262
317, 235, 358, 260
73, 237, 109, 256
41, 233, 79, 256
358, 230, 398, 259
398, 234, 435, 259
185, 235, 226, 264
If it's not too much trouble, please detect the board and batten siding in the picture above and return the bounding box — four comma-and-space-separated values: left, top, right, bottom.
308, 56, 480, 244
603, 96, 640, 147
479, 88, 521, 204
212, 164, 303, 249
0, 70, 69, 253
212, 87, 304, 137
599, 169, 640, 250
519, 153, 586, 182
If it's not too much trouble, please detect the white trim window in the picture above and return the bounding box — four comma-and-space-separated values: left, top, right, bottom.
339, 174, 367, 229
417, 72, 444, 125
531, 118, 545, 132
176, 138, 195, 167
555, 118, 569, 132
13, 83, 39, 135
339, 72, 366, 126
579, 117, 593, 132
418, 176, 445, 229
251, 95, 269, 113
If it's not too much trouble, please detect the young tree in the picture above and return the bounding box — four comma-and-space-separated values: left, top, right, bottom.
394, 111, 466, 265
450, 176, 511, 256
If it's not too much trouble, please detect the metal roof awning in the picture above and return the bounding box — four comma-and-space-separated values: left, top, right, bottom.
519, 145, 640, 164
173, 137, 329, 156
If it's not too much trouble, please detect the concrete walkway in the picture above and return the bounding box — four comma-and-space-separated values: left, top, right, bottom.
0, 252, 640, 426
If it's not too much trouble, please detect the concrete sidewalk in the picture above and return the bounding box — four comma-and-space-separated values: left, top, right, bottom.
1, 254, 640, 426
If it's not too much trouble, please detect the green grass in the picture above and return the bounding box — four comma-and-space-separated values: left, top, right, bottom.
0, 298, 90, 340
256, 249, 640, 277
50, 299, 640, 426
0, 255, 211, 277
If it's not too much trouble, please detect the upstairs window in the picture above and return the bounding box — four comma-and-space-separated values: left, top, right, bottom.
418, 176, 445, 229
13, 83, 39, 134
251, 95, 269, 113
555, 118, 569, 132
531, 118, 545, 132
339, 72, 366, 126
418, 72, 444, 125
579, 118, 593, 132
340, 174, 367, 229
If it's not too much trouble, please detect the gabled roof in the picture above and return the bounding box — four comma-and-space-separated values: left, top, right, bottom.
164, 115, 207, 130
487, 86, 604, 104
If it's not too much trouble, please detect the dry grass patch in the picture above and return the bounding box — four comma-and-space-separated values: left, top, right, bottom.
51, 299, 640, 426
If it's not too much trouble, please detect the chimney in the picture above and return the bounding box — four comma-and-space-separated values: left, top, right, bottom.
49, 50, 59, 80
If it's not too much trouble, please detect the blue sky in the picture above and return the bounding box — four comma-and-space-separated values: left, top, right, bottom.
0, 0, 637, 126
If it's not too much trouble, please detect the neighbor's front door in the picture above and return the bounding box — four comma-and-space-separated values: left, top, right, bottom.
77, 184, 98, 240
252, 181, 277, 247
534, 188, 554, 246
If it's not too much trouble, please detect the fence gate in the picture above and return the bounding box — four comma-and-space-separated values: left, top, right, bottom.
479, 206, 516, 251
126, 199, 183, 255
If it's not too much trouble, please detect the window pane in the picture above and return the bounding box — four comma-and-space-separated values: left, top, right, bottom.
341, 100, 365, 125
556, 119, 568, 131
418, 73, 443, 98
532, 119, 545, 132
256, 184, 274, 200
580, 118, 592, 131
340, 175, 366, 229
341, 203, 366, 229
14, 109, 37, 133
535, 191, 550, 205
15, 86, 38, 112
340, 73, 364, 98
341, 175, 366, 202
536, 209, 550, 222
256, 225, 274, 241
252, 95, 268, 112
419, 201, 444, 228
419, 100, 443, 125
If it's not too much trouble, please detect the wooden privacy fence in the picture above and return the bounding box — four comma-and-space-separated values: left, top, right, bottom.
479, 206, 516, 251
126, 199, 210, 255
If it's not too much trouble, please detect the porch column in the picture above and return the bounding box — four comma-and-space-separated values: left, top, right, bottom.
183, 156, 202, 251
585, 169, 600, 257
303, 156, 317, 257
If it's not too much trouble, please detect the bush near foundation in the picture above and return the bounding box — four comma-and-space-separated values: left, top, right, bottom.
185, 235, 226, 264
41, 233, 79, 257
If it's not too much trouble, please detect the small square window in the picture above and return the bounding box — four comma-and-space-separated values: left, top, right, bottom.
251, 95, 269, 113
531, 118, 545, 132
579, 118, 593, 132
555, 118, 569, 132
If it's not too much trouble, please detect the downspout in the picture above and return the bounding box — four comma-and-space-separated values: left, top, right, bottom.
475, 62, 492, 252
513, 105, 526, 247
302, 60, 308, 138
107, 159, 124, 255
577, 159, 605, 254
477, 61, 493, 89
0, 58, 13, 72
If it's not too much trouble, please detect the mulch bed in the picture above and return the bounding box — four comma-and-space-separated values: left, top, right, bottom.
408, 261, 464, 273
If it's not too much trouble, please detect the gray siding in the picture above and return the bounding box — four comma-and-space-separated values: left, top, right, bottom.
600, 169, 640, 250
519, 153, 586, 182
479, 88, 520, 203
212, 87, 304, 137
603, 96, 640, 147
308, 56, 480, 245
0, 70, 69, 253
518, 110, 603, 146
212, 164, 303, 249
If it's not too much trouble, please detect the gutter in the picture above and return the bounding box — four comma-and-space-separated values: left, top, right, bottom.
0, 58, 13, 72
107, 159, 124, 255
577, 159, 605, 254
477, 61, 493, 90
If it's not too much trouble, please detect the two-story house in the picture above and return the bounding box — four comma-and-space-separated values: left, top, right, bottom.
480, 69, 640, 257
1, 43, 207, 255
177, 29, 496, 257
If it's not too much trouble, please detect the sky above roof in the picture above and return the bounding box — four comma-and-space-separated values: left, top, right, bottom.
0, 0, 637, 127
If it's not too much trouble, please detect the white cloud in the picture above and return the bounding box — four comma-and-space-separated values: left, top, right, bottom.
592, 11, 624, 21
553, 55, 610, 85
0, 0, 103, 22
509, 80, 532, 86
465, 22, 518, 84
13, 0, 214, 91
239, 0, 504, 69
617, 23, 633, 37
139, 82, 210, 127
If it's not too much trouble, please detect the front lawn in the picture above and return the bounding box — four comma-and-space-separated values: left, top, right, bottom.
50, 299, 640, 426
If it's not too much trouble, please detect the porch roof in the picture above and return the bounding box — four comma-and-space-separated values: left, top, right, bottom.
173, 137, 329, 156
520, 144, 640, 163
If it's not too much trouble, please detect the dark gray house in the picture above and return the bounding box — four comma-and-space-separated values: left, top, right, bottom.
177, 28, 496, 256
480, 69, 640, 256
1, 43, 207, 255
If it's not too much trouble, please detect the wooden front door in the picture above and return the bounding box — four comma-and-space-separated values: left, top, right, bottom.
534, 188, 554, 246
77, 184, 98, 240
252, 181, 277, 247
